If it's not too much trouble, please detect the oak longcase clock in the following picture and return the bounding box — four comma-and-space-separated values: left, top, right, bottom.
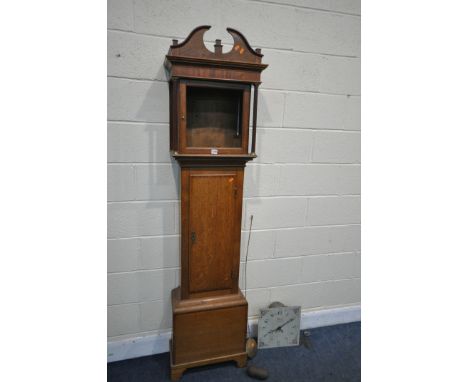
164, 26, 267, 380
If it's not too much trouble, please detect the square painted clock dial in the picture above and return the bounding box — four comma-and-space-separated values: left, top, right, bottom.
257, 306, 301, 349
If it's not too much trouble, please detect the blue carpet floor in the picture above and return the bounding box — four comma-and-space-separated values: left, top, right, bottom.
108, 322, 361, 382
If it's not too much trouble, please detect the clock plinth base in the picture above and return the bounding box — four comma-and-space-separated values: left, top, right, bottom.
170, 287, 248, 380
170, 341, 247, 381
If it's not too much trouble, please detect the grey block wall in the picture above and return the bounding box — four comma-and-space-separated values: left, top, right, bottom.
108, 0, 361, 340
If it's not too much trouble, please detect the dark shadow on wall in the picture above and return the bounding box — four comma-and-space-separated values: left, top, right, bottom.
131, 75, 178, 332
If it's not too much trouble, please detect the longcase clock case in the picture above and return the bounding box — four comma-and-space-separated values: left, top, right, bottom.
164, 26, 267, 380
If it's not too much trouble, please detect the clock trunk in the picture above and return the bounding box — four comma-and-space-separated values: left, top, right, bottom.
181, 167, 243, 299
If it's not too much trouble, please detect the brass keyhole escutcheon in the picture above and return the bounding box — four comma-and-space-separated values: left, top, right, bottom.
191, 232, 196, 244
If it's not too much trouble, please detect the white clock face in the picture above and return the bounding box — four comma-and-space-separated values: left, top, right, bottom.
257, 306, 301, 349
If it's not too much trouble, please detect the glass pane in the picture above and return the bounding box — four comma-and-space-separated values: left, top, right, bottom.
186, 86, 243, 148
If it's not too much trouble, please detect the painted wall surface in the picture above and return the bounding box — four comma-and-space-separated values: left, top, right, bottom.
108, 0, 361, 342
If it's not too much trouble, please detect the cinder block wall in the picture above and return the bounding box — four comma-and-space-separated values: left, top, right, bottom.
108, 0, 361, 341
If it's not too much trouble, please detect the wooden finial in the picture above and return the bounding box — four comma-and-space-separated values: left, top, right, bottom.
214, 39, 223, 54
